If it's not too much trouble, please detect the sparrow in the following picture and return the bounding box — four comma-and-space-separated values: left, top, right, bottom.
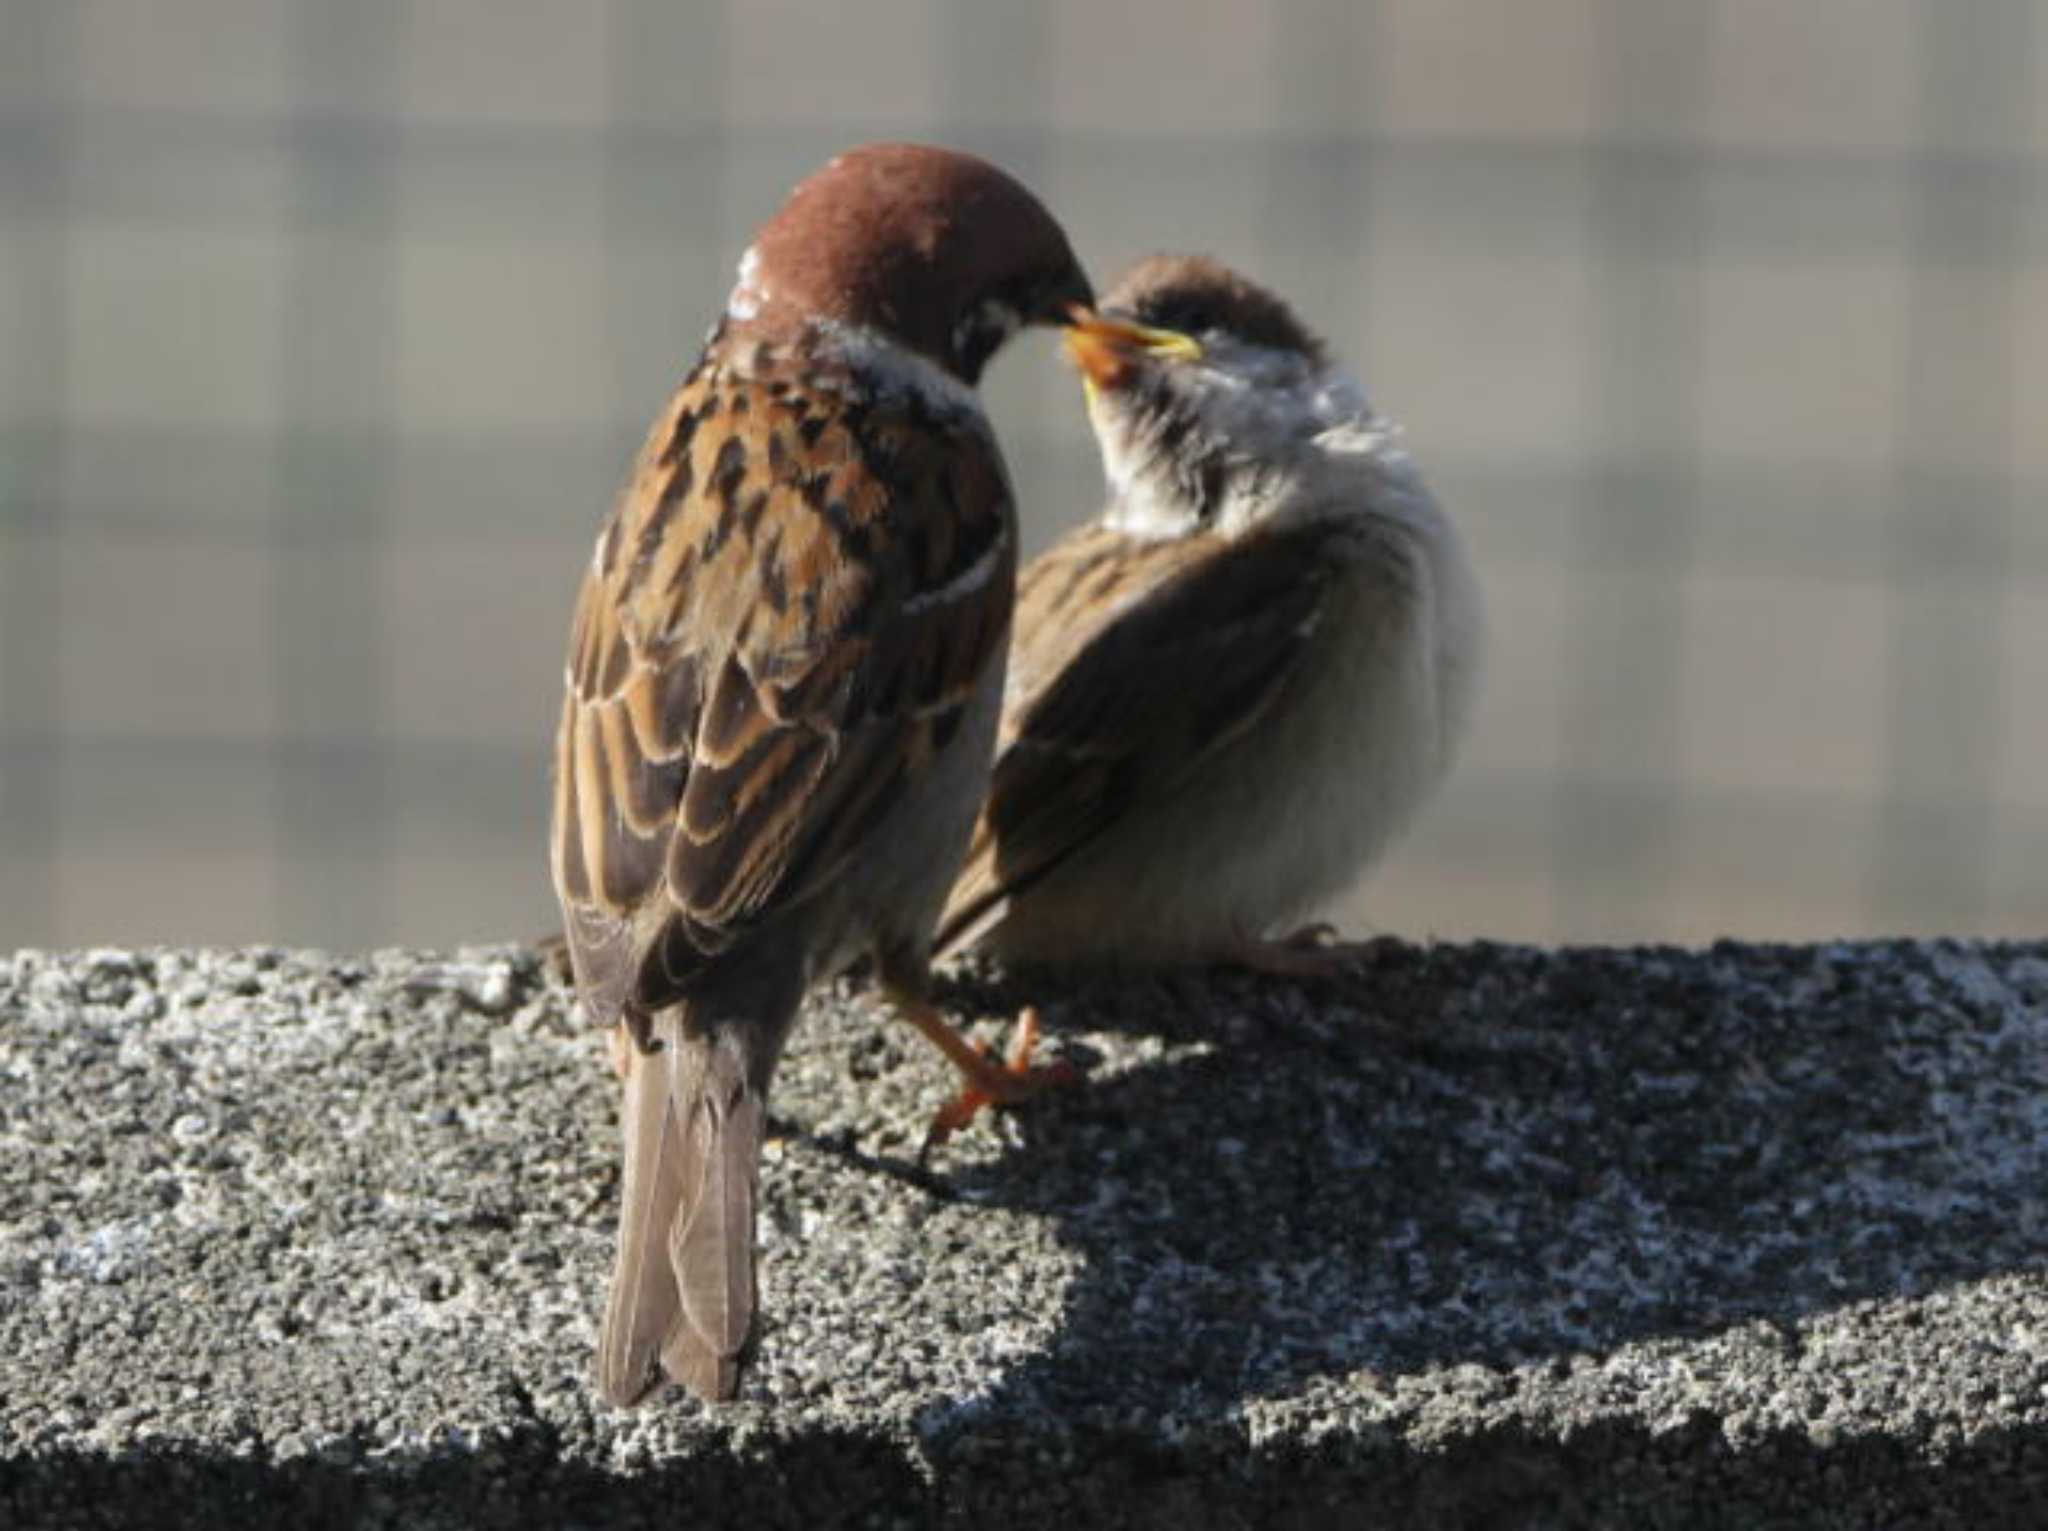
550, 143, 1094, 1406
936, 255, 1483, 976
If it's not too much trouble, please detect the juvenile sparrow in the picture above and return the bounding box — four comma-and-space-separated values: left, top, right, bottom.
936, 256, 1482, 976
550, 144, 1093, 1405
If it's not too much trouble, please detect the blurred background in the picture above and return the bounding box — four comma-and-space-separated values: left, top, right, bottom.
2, 0, 2043, 951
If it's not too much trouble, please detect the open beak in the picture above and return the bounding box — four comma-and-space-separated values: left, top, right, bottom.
1061, 306, 1204, 391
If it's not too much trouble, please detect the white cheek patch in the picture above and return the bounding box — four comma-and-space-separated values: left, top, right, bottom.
1093, 343, 1400, 540
811, 320, 986, 423
1097, 418, 1201, 540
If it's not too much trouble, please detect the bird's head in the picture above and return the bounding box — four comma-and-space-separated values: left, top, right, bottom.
726, 142, 1095, 386
1064, 255, 1372, 537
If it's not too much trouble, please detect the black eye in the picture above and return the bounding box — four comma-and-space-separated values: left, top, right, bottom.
1134, 296, 1216, 338
949, 296, 1026, 384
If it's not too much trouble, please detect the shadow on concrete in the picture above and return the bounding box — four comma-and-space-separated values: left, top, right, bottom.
0, 1422, 921, 1531
6, 1415, 2043, 1529
910, 941, 2046, 1468
927, 1414, 2048, 1528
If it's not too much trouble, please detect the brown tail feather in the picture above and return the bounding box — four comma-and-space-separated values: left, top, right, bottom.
594, 1004, 768, 1407
594, 1009, 693, 1406
663, 1042, 761, 1399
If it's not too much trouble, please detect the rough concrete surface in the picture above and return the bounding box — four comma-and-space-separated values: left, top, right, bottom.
2, 939, 2046, 1528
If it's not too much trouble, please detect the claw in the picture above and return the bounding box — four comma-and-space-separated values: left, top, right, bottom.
1279, 921, 1339, 951
1222, 923, 1377, 979
918, 1007, 1080, 1161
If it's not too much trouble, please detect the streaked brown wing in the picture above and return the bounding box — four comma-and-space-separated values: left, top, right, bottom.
552, 356, 1015, 1021
935, 520, 1332, 954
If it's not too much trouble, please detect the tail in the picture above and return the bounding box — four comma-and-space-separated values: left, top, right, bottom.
595, 1004, 766, 1406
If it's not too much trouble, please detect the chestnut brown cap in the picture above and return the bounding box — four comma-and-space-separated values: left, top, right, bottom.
1103, 254, 1327, 367
732, 142, 1094, 383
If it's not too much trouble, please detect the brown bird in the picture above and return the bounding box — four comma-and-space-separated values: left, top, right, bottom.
936, 255, 1483, 976
550, 144, 1093, 1406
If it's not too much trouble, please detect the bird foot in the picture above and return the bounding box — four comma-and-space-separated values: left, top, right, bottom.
919, 1007, 1079, 1160
1221, 922, 1376, 979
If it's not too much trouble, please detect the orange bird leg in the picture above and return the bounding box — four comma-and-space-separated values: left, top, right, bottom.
881, 990, 1079, 1158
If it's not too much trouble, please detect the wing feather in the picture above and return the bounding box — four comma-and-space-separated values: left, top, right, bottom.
936, 520, 1332, 955
550, 352, 1015, 1022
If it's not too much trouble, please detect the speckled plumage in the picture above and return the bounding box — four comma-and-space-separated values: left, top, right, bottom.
553, 334, 1016, 1026
549, 144, 1091, 1406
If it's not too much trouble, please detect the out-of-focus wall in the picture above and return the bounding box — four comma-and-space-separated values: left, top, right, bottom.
3, 0, 2043, 949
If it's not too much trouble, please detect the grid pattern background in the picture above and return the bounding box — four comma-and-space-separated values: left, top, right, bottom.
3, 0, 2045, 951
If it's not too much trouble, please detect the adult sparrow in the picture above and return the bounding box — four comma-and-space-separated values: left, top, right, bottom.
936, 255, 1482, 976
550, 144, 1093, 1405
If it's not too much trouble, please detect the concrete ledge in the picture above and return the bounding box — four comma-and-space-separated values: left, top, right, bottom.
4, 940, 2046, 1528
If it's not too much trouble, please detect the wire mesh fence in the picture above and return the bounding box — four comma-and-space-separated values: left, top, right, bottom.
2, 0, 2043, 949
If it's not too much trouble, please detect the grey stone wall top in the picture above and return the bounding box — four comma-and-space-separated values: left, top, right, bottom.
3, 939, 2046, 1528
